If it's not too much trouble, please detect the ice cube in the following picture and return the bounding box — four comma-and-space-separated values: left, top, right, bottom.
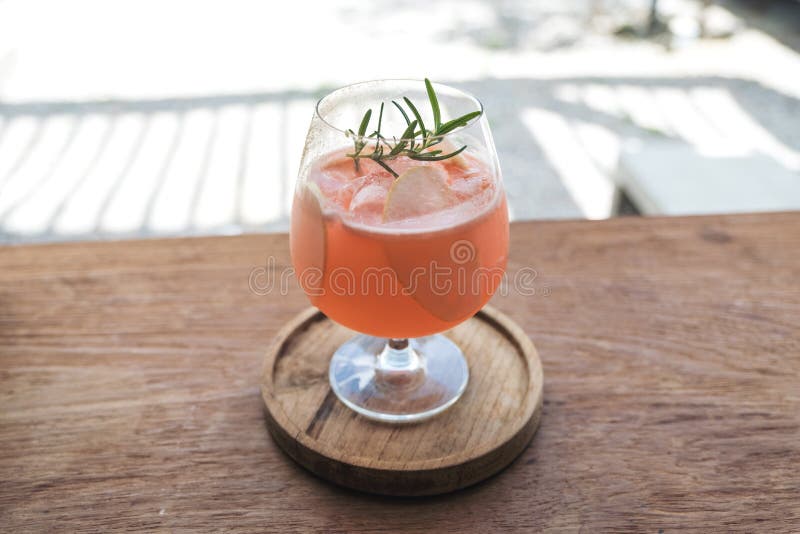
449, 174, 490, 200
347, 172, 392, 220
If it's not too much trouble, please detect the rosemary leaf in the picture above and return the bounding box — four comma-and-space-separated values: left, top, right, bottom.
403, 97, 427, 138
389, 120, 418, 156
436, 110, 481, 136
408, 145, 467, 161
376, 102, 384, 135
392, 100, 411, 126
373, 158, 399, 178
358, 109, 372, 138
425, 78, 441, 130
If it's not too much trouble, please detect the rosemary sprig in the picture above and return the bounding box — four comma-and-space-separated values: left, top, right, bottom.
345, 78, 481, 178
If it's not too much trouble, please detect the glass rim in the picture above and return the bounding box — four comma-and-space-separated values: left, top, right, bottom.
314, 78, 485, 143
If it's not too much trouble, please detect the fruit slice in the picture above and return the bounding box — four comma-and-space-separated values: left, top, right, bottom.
382, 166, 456, 222
385, 232, 484, 323
290, 182, 326, 297
381, 166, 484, 322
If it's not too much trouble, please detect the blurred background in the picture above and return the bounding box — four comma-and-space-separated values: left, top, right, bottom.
0, 0, 798, 244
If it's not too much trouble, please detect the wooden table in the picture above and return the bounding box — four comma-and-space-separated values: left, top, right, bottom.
1, 213, 799, 532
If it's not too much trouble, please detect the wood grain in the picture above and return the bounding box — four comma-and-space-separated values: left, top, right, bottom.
261, 306, 543, 496
1, 213, 799, 532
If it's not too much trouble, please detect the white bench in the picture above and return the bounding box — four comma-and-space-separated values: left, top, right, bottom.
618, 142, 800, 215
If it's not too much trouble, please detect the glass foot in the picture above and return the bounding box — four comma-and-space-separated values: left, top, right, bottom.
329, 334, 469, 423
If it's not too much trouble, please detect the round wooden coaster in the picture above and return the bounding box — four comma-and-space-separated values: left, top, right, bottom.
261, 305, 543, 496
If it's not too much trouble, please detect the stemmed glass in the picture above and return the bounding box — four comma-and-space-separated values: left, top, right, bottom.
290, 79, 508, 423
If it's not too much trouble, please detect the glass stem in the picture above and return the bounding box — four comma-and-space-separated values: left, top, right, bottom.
377, 338, 423, 377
